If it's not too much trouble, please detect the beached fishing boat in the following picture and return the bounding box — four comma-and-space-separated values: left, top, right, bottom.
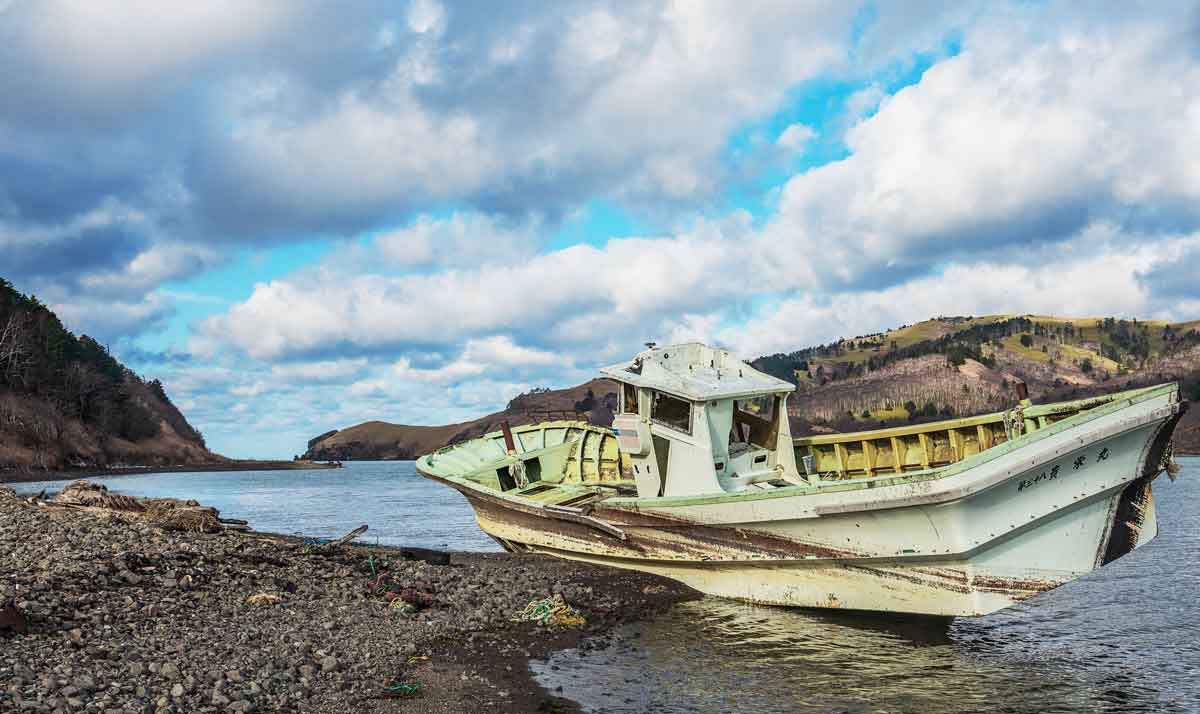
416, 343, 1187, 617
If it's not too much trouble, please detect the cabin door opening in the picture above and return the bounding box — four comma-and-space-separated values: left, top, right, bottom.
652, 435, 670, 497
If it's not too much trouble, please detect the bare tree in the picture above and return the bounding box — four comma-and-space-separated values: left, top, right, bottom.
61, 362, 108, 420
0, 313, 34, 388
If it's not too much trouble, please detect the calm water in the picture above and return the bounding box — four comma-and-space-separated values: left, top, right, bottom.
11, 461, 499, 551
12, 459, 1200, 713
532, 458, 1200, 714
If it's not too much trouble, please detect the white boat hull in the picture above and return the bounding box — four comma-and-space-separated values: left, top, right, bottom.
423, 385, 1185, 617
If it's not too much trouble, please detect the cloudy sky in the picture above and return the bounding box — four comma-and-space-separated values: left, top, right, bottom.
3, 1, 1199, 457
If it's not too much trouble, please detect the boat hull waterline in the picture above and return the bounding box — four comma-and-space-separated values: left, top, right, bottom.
417, 385, 1184, 617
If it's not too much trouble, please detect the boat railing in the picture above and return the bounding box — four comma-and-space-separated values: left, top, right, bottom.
793, 384, 1173, 481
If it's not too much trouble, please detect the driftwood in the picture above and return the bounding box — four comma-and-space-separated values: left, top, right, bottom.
33, 480, 237, 533
332, 524, 369, 547
399, 547, 451, 566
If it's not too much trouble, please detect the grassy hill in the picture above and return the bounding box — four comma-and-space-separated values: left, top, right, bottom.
302, 379, 619, 461
0, 278, 222, 473
752, 315, 1200, 453
304, 314, 1200, 460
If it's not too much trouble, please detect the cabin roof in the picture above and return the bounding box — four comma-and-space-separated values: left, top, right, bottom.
598, 342, 795, 401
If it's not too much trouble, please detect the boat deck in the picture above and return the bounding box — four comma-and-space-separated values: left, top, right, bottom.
793, 386, 1167, 480
419, 385, 1176, 504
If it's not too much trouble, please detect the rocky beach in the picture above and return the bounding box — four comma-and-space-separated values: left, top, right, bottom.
0, 484, 695, 713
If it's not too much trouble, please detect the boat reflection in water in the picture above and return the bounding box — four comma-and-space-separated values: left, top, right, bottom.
532, 469, 1200, 714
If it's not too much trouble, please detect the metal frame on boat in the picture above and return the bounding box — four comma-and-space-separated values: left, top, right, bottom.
417, 343, 1187, 617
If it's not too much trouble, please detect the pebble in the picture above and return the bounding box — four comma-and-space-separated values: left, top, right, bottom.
0, 483, 688, 714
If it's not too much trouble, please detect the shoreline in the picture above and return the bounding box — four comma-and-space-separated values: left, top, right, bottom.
0, 485, 697, 713
0, 460, 341, 485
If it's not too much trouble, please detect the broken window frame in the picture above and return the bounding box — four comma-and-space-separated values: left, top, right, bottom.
732, 395, 781, 449
621, 382, 640, 415
650, 390, 692, 435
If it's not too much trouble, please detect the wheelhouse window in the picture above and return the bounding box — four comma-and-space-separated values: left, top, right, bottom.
732, 395, 781, 448
621, 382, 640, 414
651, 391, 692, 434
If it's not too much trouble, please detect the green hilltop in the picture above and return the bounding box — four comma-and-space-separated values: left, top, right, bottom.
751, 315, 1200, 449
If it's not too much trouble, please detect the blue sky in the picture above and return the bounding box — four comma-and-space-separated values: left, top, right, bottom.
2, 1, 1199, 457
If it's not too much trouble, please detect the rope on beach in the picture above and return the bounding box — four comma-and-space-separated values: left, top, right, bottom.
389, 598, 417, 615
512, 593, 587, 627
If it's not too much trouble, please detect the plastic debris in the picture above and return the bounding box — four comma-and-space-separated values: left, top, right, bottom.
513, 593, 587, 627
366, 568, 438, 610
380, 682, 421, 699
299, 524, 368, 552
246, 592, 283, 606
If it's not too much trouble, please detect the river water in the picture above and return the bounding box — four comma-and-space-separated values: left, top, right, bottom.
12, 459, 1200, 713
10, 461, 499, 551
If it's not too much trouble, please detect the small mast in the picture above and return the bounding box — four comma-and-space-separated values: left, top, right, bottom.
600, 343, 801, 498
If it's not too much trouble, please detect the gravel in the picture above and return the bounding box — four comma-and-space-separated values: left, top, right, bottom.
0, 485, 695, 713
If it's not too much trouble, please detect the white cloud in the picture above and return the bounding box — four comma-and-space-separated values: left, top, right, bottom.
776, 123, 816, 151
269, 358, 368, 382
49, 292, 172, 341
763, 6, 1200, 289
13, 2, 1200, 461
230, 381, 267, 398
406, 0, 445, 35
461, 335, 559, 368
80, 243, 224, 297
841, 84, 886, 125
202, 213, 760, 361
0, 197, 148, 251
372, 213, 541, 270
1, 1, 292, 108
388, 335, 562, 386
392, 357, 486, 384
722, 227, 1200, 357
201, 2, 865, 223
217, 92, 495, 217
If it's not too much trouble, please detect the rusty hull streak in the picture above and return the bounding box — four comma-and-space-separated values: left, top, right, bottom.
970, 575, 1059, 597
844, 565, 1057, 601
467, 492, 860, 563
592, 504, 861, 559
843, 565, 973, 596
472, 490, 1062, 605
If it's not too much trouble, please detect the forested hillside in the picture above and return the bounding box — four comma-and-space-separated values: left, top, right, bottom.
0, 278, 218, 471
751, 315, 1200, 451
